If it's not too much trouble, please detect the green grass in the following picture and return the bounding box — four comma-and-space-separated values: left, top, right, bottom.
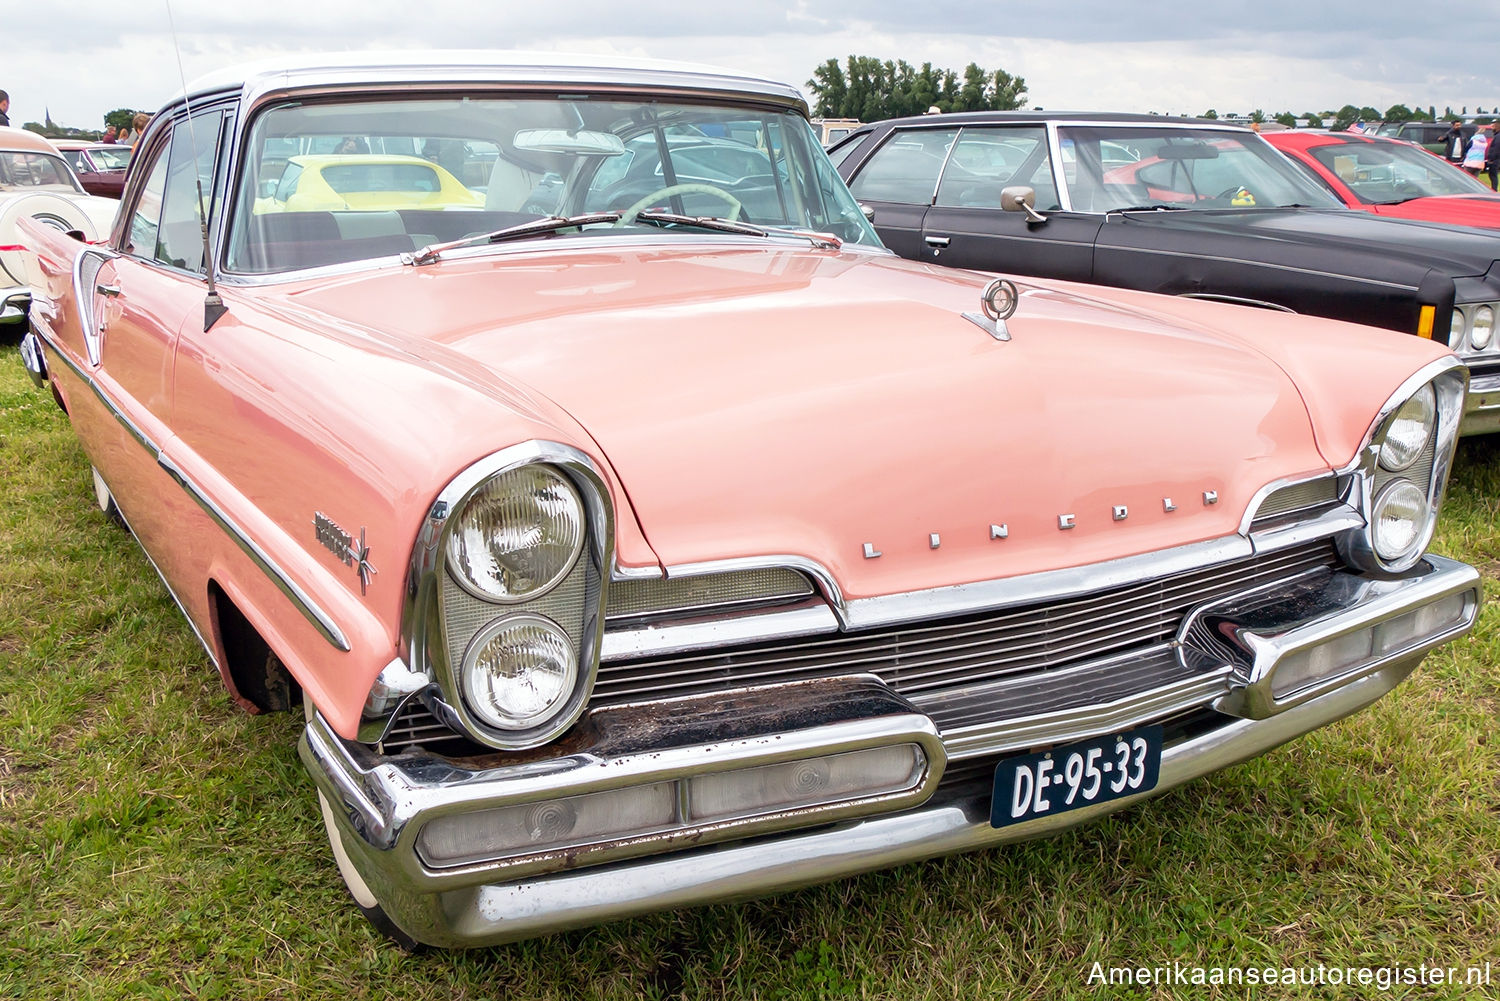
2, 341, 1497, 999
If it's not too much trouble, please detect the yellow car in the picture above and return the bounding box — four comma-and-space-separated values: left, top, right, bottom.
255, 154, 483, 212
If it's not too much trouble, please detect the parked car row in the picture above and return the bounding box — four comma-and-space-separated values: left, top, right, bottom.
829, 112, 1500, 435
11, 54, 1488, 950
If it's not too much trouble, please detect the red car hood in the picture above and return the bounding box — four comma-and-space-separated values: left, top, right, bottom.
286, 243, 1333, 598
1370, 193, 1500, 228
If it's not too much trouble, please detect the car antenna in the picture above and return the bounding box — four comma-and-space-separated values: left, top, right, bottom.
165, 0, 227, 331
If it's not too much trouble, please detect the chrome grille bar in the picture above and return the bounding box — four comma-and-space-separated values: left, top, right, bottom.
592, 542, 1336, 706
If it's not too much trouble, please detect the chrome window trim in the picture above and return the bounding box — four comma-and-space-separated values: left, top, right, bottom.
402, 440, 614, 750
34, 329, 350, 651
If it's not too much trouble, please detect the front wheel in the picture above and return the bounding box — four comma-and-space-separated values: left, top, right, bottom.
304, 695, 422, 950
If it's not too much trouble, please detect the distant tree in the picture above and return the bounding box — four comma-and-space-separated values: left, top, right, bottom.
1274, 111, 1298, 128
1201, 108, 1218, 119
1358, 106, 1381, 122
1250, 108, 1266, 123
1384, 103, 1414, 121
1331, 104, 1362, 130
21, 121, 44, 135
1303, 112, 1324, 128
102, 108, 136, 132
807, 55, 1025, 120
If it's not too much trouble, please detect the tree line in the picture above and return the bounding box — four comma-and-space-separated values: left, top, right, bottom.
806, 56, 1026, 121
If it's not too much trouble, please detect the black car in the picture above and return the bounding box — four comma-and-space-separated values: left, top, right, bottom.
830, 112, 1500, 434
1373, 120, 1475, 155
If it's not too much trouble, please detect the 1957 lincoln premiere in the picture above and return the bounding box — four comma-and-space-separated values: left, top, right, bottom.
15, 53, 1482, 949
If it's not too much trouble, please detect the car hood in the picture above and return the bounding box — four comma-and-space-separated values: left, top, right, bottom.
286, 243, 1336, 599
1108, 206, 1500, 277
1369, 194, 1500, 229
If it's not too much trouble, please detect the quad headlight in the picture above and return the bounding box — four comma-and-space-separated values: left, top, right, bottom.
462, 613, 577, 730
446, 464, 585, 602
420, 447, 612, 749
1451, 302, 1499, 353
1342, 365, 1465, 576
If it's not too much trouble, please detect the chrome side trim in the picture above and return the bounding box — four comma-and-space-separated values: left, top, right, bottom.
36, 328, 350, 652
100, 469, 220, 670
156, 453, 351, 651
1249, 505, 1363, 554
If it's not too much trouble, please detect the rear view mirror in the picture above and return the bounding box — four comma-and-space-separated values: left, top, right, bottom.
513, 129, 626, 156
1158, 141, 1219, 160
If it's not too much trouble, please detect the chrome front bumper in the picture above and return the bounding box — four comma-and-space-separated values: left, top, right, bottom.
299, 555, 1479, 948
19, 328, 47, 388
1461, 371, 1500, 435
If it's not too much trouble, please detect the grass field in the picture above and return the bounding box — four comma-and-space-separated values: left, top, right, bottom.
1, 341, 1497, 999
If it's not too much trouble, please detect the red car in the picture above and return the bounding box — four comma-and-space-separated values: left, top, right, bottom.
50, 140, 132, 199
1263, 130, 1500, 228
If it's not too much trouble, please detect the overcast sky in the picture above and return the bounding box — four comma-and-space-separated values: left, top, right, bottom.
7, 1, 1500, 127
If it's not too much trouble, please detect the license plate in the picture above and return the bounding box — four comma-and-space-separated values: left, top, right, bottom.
990, 724, 1163, 828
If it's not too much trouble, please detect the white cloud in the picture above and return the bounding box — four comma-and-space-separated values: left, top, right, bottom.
5, 1, 1499, 128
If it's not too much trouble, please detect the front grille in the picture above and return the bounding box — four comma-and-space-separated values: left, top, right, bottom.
386, 540, 1338, 754
1251, 477, 1340, 525
592, 541, 1337, 708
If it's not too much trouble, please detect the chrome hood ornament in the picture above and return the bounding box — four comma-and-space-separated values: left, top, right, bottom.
963, 278, 1020, 341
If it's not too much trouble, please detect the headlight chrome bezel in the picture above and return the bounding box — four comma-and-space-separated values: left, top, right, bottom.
1450, 301, 1500, 355
1338, 359, 1467, 576
402, 442, 616, 751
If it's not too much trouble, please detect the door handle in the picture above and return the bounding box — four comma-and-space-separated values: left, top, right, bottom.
95, 283, 122, 298
924, 235, 951, 248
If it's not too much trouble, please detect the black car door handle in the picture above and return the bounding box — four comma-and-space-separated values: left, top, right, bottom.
924, 235, 951, 248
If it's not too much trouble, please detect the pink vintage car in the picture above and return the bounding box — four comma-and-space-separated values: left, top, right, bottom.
16, 53, 1482, 949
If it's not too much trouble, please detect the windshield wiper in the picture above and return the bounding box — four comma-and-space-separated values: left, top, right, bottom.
1113, 204, 1191, 213
631, 210, 770, 238
633, 210, 845, 250
406, 212, 622, 266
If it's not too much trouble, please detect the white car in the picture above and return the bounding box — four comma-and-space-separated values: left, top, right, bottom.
0, 126, 118, 323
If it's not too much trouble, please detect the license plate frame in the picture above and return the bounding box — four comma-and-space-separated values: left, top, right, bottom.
990, 724, 1163, 828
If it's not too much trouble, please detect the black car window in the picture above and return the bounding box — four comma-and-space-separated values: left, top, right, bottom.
1056, 126, 1338, 211
935, 127, 1055, 209
849, 128, 959, 204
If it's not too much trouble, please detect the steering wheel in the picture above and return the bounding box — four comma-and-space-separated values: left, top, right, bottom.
614, 183, 743, 225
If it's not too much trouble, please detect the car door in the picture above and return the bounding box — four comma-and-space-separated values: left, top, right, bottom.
87, 110, 227, 562
918, 125, 1102, 281
844, 126, 959, 260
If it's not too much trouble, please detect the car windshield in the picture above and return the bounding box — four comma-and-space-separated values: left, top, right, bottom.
1305, 139, 1494, 203
88, 146, 132, 170
1055, 126, 1340, 212
0, 151, 83, 193
226, 95, 879, 274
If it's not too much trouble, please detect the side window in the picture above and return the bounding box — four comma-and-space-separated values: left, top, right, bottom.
848, 129, 959, 204
935, 127, 1052, 209
156, 111, 225, 273
125, 141, 172, 259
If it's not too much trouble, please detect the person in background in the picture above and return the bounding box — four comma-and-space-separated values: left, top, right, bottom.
101, 123, 118, 144
1463, 126, 1490, 177
1485, 128, 1499, 190
1442, 121, 1467, 165
0, 91, 10, 128
130, 112, 149, 155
